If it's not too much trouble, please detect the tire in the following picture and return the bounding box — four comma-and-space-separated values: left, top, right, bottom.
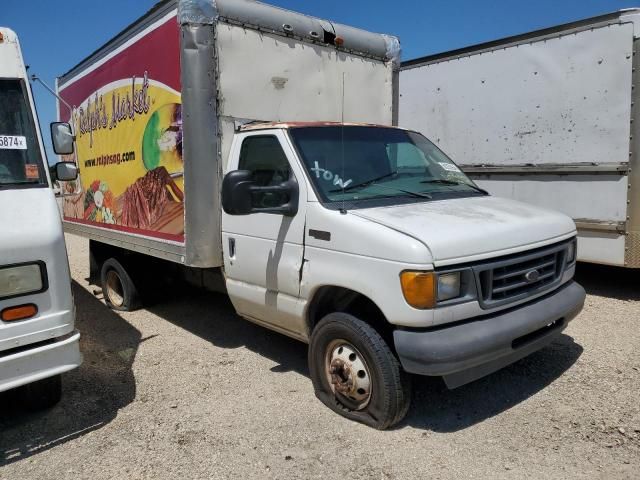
100, 257, 141, 311
20, 374, 62, 411
309, 312, 411, 430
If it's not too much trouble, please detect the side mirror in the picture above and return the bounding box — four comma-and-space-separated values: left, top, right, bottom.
222, 170, 298, 216
50, 122, 75, 155
55, 161, 79, 181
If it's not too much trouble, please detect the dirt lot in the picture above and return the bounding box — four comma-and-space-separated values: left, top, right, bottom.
1, 234, 638, 479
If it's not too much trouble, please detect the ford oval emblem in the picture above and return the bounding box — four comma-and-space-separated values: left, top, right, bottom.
524, 269, 540, 283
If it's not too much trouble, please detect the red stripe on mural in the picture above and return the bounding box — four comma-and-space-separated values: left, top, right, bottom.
58, 15, 180, 121
64, 217, 185, 243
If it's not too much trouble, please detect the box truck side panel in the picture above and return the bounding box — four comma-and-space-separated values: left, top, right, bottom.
215, 24, 393, 171
400, 19, 636, 267
57, 10, 185, 261
57, 0, 396, 268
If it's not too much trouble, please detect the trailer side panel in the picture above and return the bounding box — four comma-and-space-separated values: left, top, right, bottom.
399, 19, 635, 266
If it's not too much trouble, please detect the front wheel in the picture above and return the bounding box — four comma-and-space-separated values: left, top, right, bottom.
308, 313, 411, 429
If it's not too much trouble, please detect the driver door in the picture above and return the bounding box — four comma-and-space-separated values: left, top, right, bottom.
221, 130, 307, 337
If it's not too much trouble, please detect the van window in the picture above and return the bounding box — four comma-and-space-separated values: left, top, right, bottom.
0, 79, 46, 188
238, 135, 291, 209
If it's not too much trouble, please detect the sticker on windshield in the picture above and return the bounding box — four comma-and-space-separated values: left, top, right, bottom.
439, 162, 462, 173
24, 164, 39, 179
0, 135, 27, 150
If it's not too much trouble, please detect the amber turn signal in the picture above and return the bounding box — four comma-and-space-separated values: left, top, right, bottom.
1, 304, 38, 322
400, 271, 436, 309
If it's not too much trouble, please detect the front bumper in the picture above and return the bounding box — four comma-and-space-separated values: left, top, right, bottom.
0, 331, 82, 393
393, 281, 585, 388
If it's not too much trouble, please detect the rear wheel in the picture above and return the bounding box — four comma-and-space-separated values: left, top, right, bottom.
20, 374, 62, 411
101, 258, 141, 311
309, 312, 411, 429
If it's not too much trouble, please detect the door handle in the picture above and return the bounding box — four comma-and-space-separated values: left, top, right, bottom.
229, 237, 236, 258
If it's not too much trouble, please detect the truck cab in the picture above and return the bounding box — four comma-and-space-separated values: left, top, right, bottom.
220, 122, 585, 428
0, 27, 81, 409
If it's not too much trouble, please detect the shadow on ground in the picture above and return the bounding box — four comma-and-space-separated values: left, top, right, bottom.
402, 334, 582, 431
147, 289, 309, 378
575, 261, 640, 301
0, 281, 140, 466
149, 286, 583, 432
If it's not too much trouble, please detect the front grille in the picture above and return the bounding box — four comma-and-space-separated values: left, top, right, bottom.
475, 242, 569, 308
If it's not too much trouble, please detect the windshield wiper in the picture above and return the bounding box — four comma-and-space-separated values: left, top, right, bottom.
329, 171, 432, 199
371, 184, 432, 199
332, 181, 431, 199
331, 171, 398, 193
420, 179, 489, 195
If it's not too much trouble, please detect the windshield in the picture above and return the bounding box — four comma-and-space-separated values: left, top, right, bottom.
0, 79, 46, 188
289, 126, 483, 206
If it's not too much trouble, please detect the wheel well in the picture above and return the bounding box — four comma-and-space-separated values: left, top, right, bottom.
307, 286, 394, 346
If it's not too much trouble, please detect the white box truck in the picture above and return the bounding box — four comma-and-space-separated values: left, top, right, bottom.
56, 0, 585, 429
0, 27, 81, 409
399, 9, 640, 268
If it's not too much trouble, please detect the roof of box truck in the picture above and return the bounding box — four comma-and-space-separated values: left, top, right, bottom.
238, 121, 404, 132
59, 0, 398, 85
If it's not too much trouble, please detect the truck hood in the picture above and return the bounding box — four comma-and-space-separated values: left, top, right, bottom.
351, 195, 576, 265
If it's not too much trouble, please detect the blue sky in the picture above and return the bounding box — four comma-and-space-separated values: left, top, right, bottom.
3, 0, 638, 163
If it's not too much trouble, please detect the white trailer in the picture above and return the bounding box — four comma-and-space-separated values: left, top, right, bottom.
399, 10, 640, 268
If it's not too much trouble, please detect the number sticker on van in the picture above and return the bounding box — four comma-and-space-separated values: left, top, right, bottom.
0, 135, 27, 150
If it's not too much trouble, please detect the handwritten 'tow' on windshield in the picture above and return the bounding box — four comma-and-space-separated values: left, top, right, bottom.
310, 161, 353, 189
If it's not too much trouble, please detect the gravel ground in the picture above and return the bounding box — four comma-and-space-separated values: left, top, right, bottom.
1, 234, 638, 479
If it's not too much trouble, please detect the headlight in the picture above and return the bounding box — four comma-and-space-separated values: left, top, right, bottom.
400, 271, 436, 309
0, 263, 44, 299
437, 272, 461, 301
400, 270, 466, 308
566, 240, 577, 264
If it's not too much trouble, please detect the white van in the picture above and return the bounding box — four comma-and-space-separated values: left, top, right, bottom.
0, 27, 81, 409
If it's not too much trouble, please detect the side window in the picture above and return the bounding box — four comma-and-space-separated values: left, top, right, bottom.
238, 135, 292, 209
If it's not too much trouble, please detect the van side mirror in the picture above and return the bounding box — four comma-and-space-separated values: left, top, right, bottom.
54, 161, 79, 181
222, 170, 298, 216
50, 122, 75, 155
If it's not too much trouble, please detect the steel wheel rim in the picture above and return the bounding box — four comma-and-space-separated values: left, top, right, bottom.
105, 270, 125, 307
324, 339, 372, 410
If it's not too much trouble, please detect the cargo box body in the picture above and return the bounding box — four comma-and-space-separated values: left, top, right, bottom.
399, 10, 640, 268
57, 0, 398, 268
